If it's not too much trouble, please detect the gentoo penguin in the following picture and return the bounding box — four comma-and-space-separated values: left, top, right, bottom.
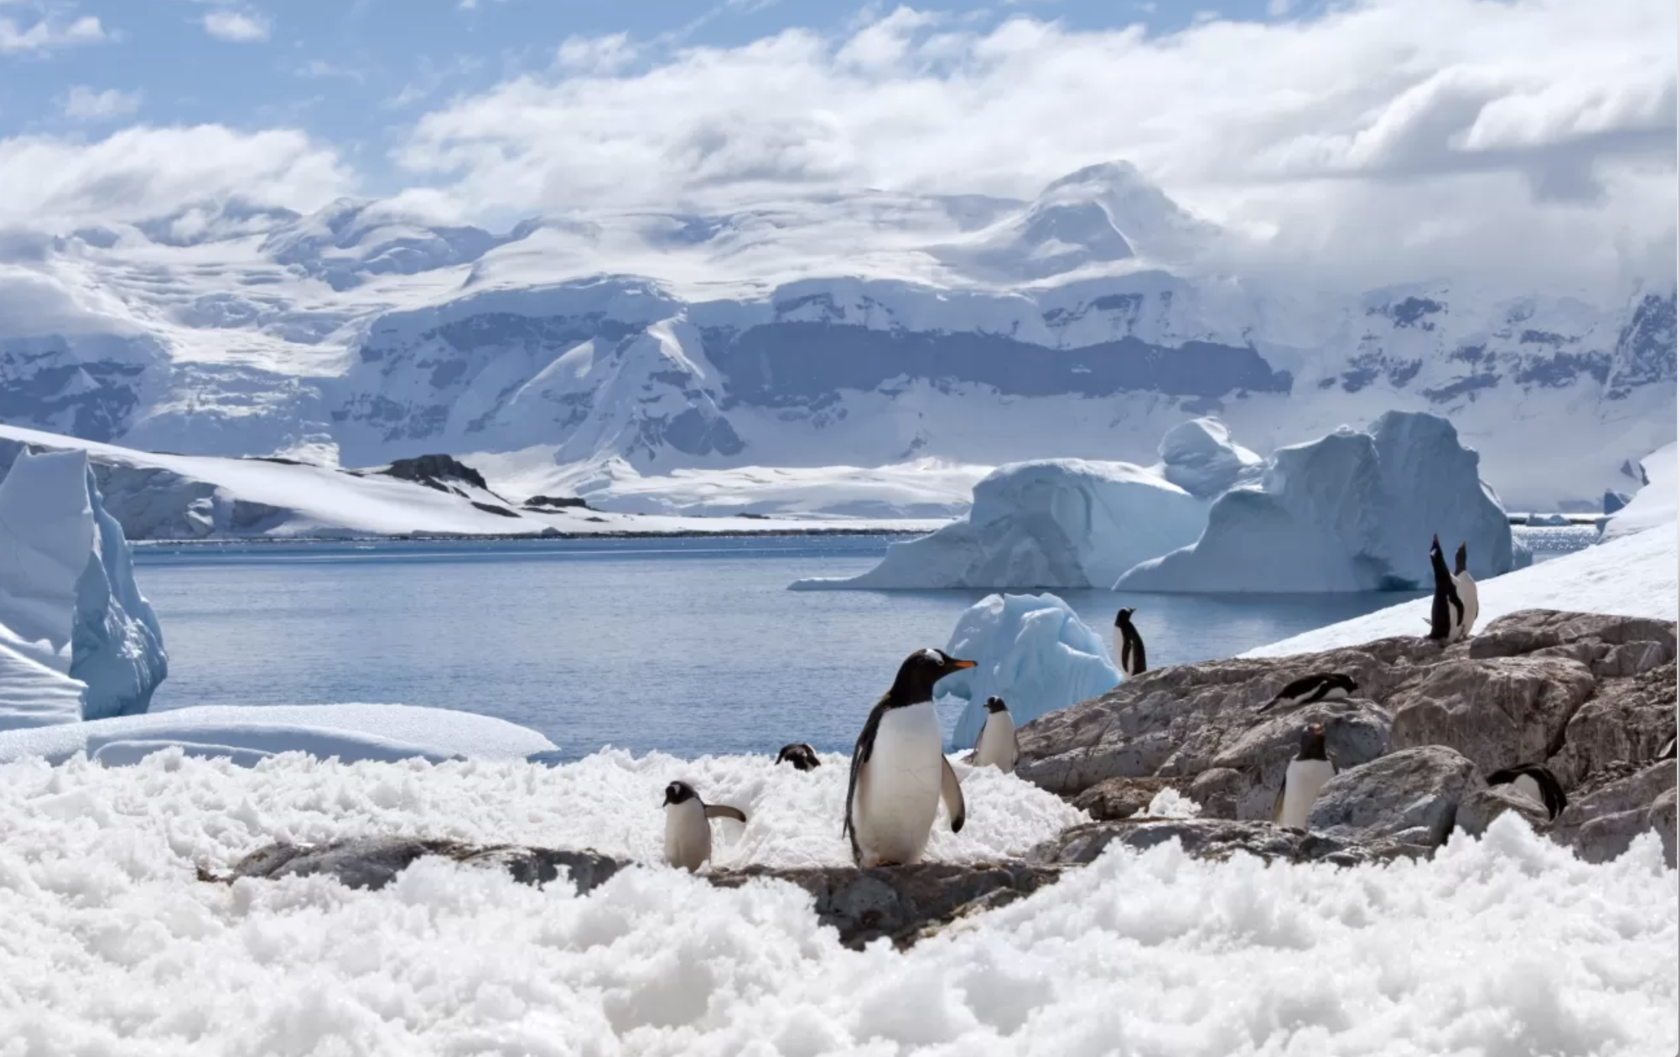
1257, 672, 1358, 714
971, 696, 1019, 773
1485, 763, 1568, 820
1114, 607, 1147, 678
662, 780, 747, 872
775, 743, 821, 771
843, 648, 974, 868
1272, 722, 1337, 830
1453, 541, 1479, 639
1426, 535, 1465, 643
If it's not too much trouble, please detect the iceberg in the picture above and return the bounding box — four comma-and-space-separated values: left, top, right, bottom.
0, 448, 166, 728
1156, 417, 1263, 499
941, 593, 1121, 749
792, 459, 1205, 590
1601, 442, 1676, 542
1118, 411, 1519, 593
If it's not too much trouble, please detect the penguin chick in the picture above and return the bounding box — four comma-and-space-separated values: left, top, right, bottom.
774, 743, 822, 771
662, 780, 747, 872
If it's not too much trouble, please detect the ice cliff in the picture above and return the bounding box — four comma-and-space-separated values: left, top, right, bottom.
0, 448, 167, 728
1117, 411, 1519, 593
941, 593, 1120, 750
791, 459, 1205, 590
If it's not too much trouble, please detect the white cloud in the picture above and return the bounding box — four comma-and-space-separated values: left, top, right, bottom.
556, 32, 637, 74
202, 9, 270, 42
61, 86, 142, 121
0, 11, 107, 53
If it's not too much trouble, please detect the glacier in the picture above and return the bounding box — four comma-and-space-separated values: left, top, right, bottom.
940, 593, 1121, 750
791, 458, 1206, 590
1155, 416, 1263, 499
0, 448, 166, 728
1601, 442, 1676, 542
1118, 411, 1520, 593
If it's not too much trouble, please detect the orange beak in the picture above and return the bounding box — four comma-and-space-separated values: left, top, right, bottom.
948, 658, 977, 670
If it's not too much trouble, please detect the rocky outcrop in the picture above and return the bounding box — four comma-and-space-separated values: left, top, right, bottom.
370, 454, 491, 494
1028, 818, 1411, 867
1387, 657, 1597, 774
1306, 746, 1481, 848
1455, 785, 1553, 837
1069, 776, 1178, 820
1549, 763, 1677, 867
211, 837, 630, 894
1549, 662, 1676, 788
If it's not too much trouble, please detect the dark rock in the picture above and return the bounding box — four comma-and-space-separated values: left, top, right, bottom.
524, 494, 591, 510
1549, 763, 1677, 867
375, 454, 490, 492
470, 501, 521, 519
1307, 746, 1481, 848
1069, 776, 1177, 820
211, 837, 630, 895
1028, 818, 1415, 867
1455, 785, 1553, 837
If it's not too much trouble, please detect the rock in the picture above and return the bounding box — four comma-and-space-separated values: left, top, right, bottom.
1307, 746, 1482, 849
1469, 610, 1676, 678
375, 454, 490, 493
214, 837, 630, 895
1454, 785, 1553, 837
1549, 763, 1677, 867
1548, 663, 1677, 787
1205, 698, 1393, 821
1028, 818, 1415, 867
1069, 776, 1177, 820
1387, 657, 1597, 774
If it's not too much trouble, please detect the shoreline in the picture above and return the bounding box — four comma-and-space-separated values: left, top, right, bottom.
130, 525, 940, 546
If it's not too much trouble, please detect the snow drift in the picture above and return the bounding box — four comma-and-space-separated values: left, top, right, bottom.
1601, 442, 1676, 542
1155, 417, 1263, 499
942, 593, 1121, 750
792, 459, 1205, 590
0, 448, 166, 728
1119, 411, 1520, 593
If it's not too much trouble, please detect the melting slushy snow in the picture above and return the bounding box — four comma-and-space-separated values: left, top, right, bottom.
1, 750, 1672, 1055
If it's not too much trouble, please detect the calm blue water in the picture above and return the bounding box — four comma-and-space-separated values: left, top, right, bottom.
128, 531, 1581, 761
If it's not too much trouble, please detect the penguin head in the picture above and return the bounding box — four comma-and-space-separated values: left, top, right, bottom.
1430, 534, 1442, 556
1454, 541, 1468, 575
775, 743, 820, 770
984, 696, 1010, 714
1299, 723, 1328, 758
1114, 607, 1136, 628
1331, 673, 1358, 692
889, 648, 978, 704
663, 780, 698, 807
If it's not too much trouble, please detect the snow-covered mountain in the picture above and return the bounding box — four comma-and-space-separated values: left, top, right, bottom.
1, 161, 1672, 510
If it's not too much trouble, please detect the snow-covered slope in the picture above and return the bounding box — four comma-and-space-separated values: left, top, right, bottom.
1602, 442, 1677, 541
1, 162, 1671, 511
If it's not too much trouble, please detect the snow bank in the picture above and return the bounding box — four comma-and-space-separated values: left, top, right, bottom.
1601, 442, 1676, 541
1246, 524, 1677, 658
0, 703, 555, 767
793, 459, 1205, 590
2, 756, 1672, 1053
1120, 411, 1518, 593
941, 593, 1121, 749
0, 448, 166, 728
1156, 416, 1263, 499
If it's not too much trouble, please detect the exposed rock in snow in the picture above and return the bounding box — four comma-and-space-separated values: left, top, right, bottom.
937, 593, 1121, 751
791, 459, 1205, 590
1155, 417, 1263, 499
1550, 762, 1677, 867
0, 448, 166, 728
1306, 746, 1482, 849
1601, 442, 1676, 541
1029, 817, 1408, 867
1117, 411, 1519, 593
1455, 785, 1553, 838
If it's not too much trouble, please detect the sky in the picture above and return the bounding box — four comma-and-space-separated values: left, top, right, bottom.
0, 0, 1674, 290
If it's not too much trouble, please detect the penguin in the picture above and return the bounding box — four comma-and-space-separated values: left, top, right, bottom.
1114, 607, 1147, 678
662, 780, 747, 872
1272, 722, 1337, 830
1453, 541, 1479, 639
1485, 763, 1568, 820
971, 696, 1019, 773
843, 648, 974, 868
774, 743, 821, 771
1426, 535, 1465, 643
1257, 672, 1358, 714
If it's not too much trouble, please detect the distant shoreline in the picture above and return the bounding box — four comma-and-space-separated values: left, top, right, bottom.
130, 526, 939, 546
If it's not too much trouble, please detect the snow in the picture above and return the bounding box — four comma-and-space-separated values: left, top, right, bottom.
793, 459, 1205, 590
0, 448, 166, 729
1119, 411, 1519, 593
1, 753, 1672, 1053
1246, 524, 1677, 658
1601, 442, 1676, 541
941, 593, 1121, 749
1155, 416, 1263, 499
0, 703, 556, 767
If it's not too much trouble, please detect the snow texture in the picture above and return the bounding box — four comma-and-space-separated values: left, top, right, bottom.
1155, 416, 1263, 499
0, 753, 1672, 1054
942, 593, 1121, 750
792, 459, 1205, 590
1119, 411, 1518, 593
0, 448, 166, 729
1601, 442, 1676, 541
0, 703, 556, 767
1246, 524, 1677, 658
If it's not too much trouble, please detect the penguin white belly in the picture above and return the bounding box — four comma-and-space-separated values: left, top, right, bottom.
1455, 572, 1479, 636
974, 712, 1017, 772
664, 800, 711, 872
1511, 773, 1542, 806
1113, 628, 1126, 675
855, 703, 944, 866
1278, 759, 1336, 829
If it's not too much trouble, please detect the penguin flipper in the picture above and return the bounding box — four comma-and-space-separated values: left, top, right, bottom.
1271, 776, 1286, 824
940, 756, 966, 833
843, 700, 888, 850
704, 805, 747, 824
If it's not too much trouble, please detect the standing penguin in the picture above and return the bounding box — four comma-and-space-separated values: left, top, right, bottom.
1485, 763, 1568, 820
971, 696, 1019, 773
1272, 722, 1337, 830
662, 780, 748, 872
1453, 542, 1479, 640
775, 743, 822, 771
1426, 535, 1465, 643
1114, 607, 1147, 678
843, 648, 974, 868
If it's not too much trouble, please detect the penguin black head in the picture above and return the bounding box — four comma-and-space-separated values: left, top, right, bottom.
1299, 723, 1328, 759
984, 696, 1009, 714
1114, 607, 1136, 628
887, 648, 977, 705
1430, 534, 1442, 556
663, 780, 698, 806
1454, 541, 1468, 576
1329, 673, 1358, 693
775, 743, 821, 771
